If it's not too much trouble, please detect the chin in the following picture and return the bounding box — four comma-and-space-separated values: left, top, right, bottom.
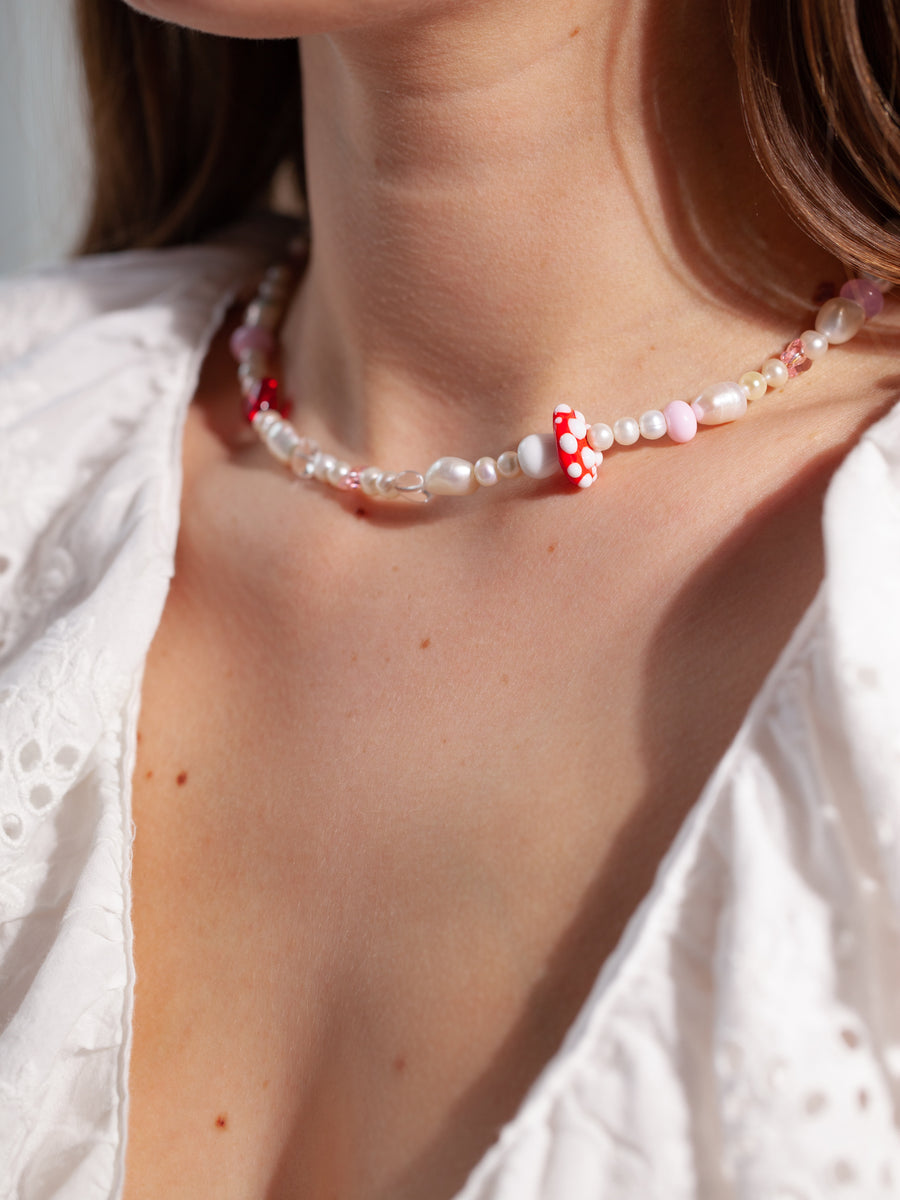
121, 0, 448, 38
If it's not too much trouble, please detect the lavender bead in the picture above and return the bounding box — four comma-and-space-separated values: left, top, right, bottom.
229, 324, 275, 361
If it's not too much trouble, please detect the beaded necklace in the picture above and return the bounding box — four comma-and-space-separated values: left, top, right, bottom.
230, 235, 887, 504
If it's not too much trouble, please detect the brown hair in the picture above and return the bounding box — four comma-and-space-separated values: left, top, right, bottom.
76, 0, 900, 280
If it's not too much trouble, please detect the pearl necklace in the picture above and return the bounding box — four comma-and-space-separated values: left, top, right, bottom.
230, 237, 887, 504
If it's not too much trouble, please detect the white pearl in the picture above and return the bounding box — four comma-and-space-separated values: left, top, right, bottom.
613, 418, 640, 446
496, 450, 521, 478
815, 296, 865, 344
517, 433, 559, 479
761, 358, 789, 389
474, 457, 499, 487
587, 423, 614, 452
359, 466, 382, 496
314, 452, 337, 481
639, 410, 667, 440
265, 419, 301, 463
739, 370, 768, 402
692, 381, 748, 425
424, 457, 478, 495
800, 330, 828, 361
327, 460, 350, 487
245, 300, 281, 332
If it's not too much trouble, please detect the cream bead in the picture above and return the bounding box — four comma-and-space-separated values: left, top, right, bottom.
639, 410, 667, 440
799, 330, 828, 361
424, 457, 478, 495
587, 423, 614, 452
739, 370, 767, 402
517, 433, 559, 479
613, 418, 640, 446
761, 358, 789, 389
359, 466, 382, 496
691, 381, 748, 425
497, 450, 521, 478
314, 452, 337, 482
474, 457, 499, 487
815, 296, 865, 344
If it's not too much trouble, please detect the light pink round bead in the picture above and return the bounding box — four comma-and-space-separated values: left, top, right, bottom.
840, 278, 884, 319
229, 323, 276, 361
663, 400, 698, 444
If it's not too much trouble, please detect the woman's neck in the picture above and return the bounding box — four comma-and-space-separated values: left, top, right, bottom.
283, 0, 839, 462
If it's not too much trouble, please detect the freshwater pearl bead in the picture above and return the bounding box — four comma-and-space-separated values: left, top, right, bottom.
327, 460, 351, 487
474, 457, 499, 486
691, 381, 748, 426
497, 451, 521, 478
265, 419, 301, 463
245, 299, 281, 332
613, 418, 640, 446
517, 433, 559, 479
799, 330, 828, 361
739, 371, 768, 402
815, 296, 865, 344
587, 423, 614, 452
424, 457, 478, 495
663, 400, 697, 443
762, 358, 789, 389
314, 452, 337, 481
639, 410, 667, 440
360, 466, 382, 496
840, 278, 884, 318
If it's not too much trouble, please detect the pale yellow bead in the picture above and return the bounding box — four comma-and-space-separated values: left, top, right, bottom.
739, 370, 768, 402
761, 358, 789, 389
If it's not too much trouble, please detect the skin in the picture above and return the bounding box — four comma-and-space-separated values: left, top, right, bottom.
122, 0, 900, 1197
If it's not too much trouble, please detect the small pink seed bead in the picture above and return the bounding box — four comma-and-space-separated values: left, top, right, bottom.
663, 399, 698, 444
229, 324, 276, 361
840, 278, 884, 319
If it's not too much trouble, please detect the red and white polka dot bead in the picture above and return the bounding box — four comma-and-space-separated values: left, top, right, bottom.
553, 404, 599, 489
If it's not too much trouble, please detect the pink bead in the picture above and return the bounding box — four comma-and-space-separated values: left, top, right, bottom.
229, 324, 275, 361
840, 278, 884, 319
663, 400, 698, 444
779, 338, 807, 378
338, 468, 365, 491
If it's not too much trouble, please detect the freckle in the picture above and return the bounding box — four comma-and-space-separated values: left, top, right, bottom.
145, 770, 153, 781
570, 25, 580, 36
176, 771, 188, 787
137, 731, 142, 743
501, 674, 509, 685
547, 543, 556, 554
215, 1114, 228, 1129
420, 637, 431, 650
392, 564, 399, 573
351, 653, 358, 664
355, 507, 368, 519
262, 1080, 270, 1090
393, 1055, 407, 1074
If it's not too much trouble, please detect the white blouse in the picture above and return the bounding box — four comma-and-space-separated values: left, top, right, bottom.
2, 232, 900, 1200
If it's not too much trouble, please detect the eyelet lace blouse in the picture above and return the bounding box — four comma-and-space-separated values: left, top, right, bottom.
2, 230, 900, 1200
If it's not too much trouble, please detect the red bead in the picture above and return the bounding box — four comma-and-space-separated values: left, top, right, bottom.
244, 377, 281, 423
553, 404, 598, 489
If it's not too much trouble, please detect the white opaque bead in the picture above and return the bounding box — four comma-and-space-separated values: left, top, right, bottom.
360, 466, 382, 496
265, 419, 301, 463
800, 330, 828, 361
613, 418, 640, 446
815, 296, 865, 344
497, 450, 521, 478
739, 370, 768, 402
691, 381, 748, 426
314, 452, 337, 481
474, 457, 499, 487
761, 358, 789, 389
517, 433, 559, 479
639, 410, 667, 440
327, 460, 350, 487
424, 456, 478, 495
587, 423, 614, 452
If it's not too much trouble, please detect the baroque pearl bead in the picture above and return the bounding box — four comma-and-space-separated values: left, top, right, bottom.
761, 358, 789, 389
800, 330, 828, 361
359, 466, 382, 496
517, 433, 559, 479
265, 419, 301, 463
691, 381, 747, 426
613, 418, 640, 446
327, 460, 350, 487
587, 423, 614, 452
474, 457, 499, 486
815, 296, 865, 344
639, 410, 667, 440
497, 450, 521, 478
314, 452, 337, 481
739, 371, 767, 402
424, 457, 478, 495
